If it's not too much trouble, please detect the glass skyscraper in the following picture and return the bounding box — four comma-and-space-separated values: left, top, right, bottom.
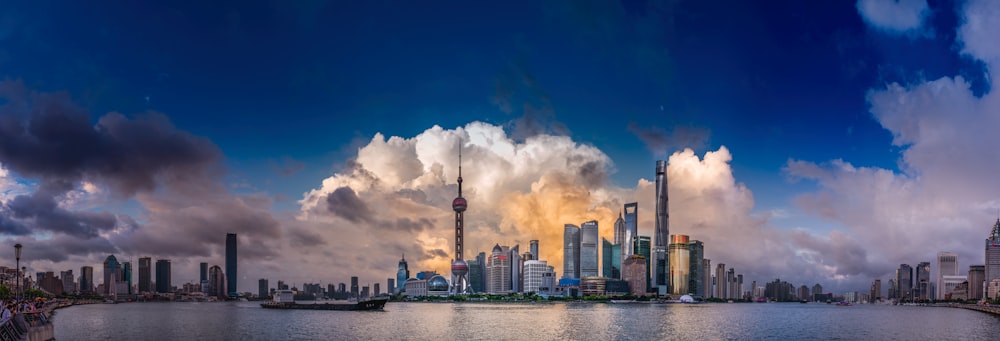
623, 203, 638, 256
563, 224, 580, 279
688, 240, 704, 297
654, 160, 669, 295
580, 221, 599, 277
226, 233, 238, 297
155, 259, 171, 293
138, 257, 151, 293
986, 219, 1000, 298
635, 236, 651, 291
668, 235, 689, 295
896, 264, 913, 301
396, 255, 409, 294
602, 238, 621, 279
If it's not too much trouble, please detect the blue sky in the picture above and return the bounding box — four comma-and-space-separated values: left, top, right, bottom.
1, 0, 998, 293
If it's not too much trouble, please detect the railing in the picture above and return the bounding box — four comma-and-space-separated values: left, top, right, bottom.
0, 312, 50, 341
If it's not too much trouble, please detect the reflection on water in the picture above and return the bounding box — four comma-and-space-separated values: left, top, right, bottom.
55, 301, 1000, 340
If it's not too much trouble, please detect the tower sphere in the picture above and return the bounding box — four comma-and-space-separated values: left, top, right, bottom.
452, 197, 467, 212
451, 259, 469, 276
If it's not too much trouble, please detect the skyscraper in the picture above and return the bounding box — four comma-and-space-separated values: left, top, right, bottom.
580, 220, 599, 277
897, 264, 913, 301
986, 219, 1000, 298
623, 203, 638, 256
258, 278, 268, 299
155, 259, 171, 293
969, 265, 986, 300
715, 263, 727, 299
601, 238, 621, 279
654, 160, 669, 295
563, 224, 581, 279
103, 255, 120, 296
509, 244, 522, 293
450, 142, 471, 294
614, 211, 626, 247
351, 276, 359, 298
120, 261, 132, 295
209, 265, 225, 298
523, 260, 548, 293
688, 240, 704, 297
703, 259, 712, 298
138, 257, 152, 293
530, 240, 539, 261
916, 262, 930, 300
226, 233, 238, 297
871, 279, 882, 302
668, 235, 690, 296
937, 252, 958, 300
200, 262, 208, 282
79, 266, 94, 294
623, 255, 647, 295
635, 236, 651, 291
396, 255, 409, 294
487, 244, 511, 294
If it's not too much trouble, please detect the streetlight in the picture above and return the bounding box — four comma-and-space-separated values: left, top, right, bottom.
14, 244, 21, 299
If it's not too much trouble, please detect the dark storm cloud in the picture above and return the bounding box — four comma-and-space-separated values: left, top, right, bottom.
6, 191, 116, 238
567, 155, 608, 188
0, 211, 30, 235
426, 248, 449, 259
15, 234, 119, 263
288, 228, 326, 248
325, 186, 374, 223
390, 217, 434, 232
627, 122, 710, 155
493, 61, 570, 140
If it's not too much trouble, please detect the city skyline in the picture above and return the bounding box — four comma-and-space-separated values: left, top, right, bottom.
0, 1, 999, 294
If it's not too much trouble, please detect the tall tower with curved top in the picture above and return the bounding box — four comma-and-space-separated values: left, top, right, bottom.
451, 141, 471, 294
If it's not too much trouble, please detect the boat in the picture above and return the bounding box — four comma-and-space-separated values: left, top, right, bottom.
260, 290, 387, 311
836, 301, 852, 306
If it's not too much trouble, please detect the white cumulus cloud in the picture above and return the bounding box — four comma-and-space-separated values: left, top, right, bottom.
856, 0, 930, 35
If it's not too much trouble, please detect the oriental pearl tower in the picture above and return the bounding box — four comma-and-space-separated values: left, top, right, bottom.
450, 142, 471, 294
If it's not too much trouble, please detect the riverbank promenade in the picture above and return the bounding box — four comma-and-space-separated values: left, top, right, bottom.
0, 299, 99, 341
952, 304, 1000, 316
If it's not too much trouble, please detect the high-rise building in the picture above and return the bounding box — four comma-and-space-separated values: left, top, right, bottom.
258, 278, 268, 299
871, 279, 882, 302
969, 265, 986, 300
715, 263, 727, 299
103, 255, 120, 296
487, 244, 511, 294
60, 270, 74, 294
916, 262, 931, 300
138, 257, 152, 293
703, 259, 712, 298
937, 252, 958, 300
468, 258, 483, 294
688, 240, 704, 297
668, 235, 690, 295
120, 261, 132, 295
209, 265, 225, 298
601, 238, 621, 279
226, 233, 238, 297
510, 244, 522, 293
897, 264, 913, 301
396, 255, 410, 294
200, 262, 208, 282
635, 236, 651, 291
580, 220, 599, 277
79, 266, 94, 294
654, 160, 670, 296
887, 279, 896, 299
563, 224, 581, 279
623, 255, 647, 295
726, 268, 736, 299
986, 219, 1000, 299
623, 203, 638, 256
155, 259, 171, 293
450, 143, 471, 294
387, 278, 395, 296
530, 240, 539, 261
351, 276, 359, 298
614, 211, 626, 248
523, 260, 548, 293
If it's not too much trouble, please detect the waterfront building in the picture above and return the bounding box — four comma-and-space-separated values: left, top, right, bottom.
887, 279, 896, 299
387, 279, 394, 296
688, 240, 704, 297
715, 263, 727, 299
79, 266, 94, 294
580, 276, 608, 296
138, 257, 152, 293
940, 275, 967, 300
487, 244, 512, 294
668, 235, 690, 296
812, 283, 823, 299
155, 259, 171, 293
103, 255, 120, 296
937, 252, 958, 300
654, 160, 670, 296
581, 220, 599, 277
798, 285, 810, 301
208, 265, 225, 298
60, 270, 74, 294
563, 224, 581, 279
871, 279, 881, 302
523, 260, 548, 293
601, 238, 621, 279
969, 265, 985, 300
635, 236, 652, 292
990, 279, 1000, 299
623, 203, 638, 256
916, 262, 930, 300
396, 255, 409, 294
622, 255, 647, 295
200, 262, 208, 283
404, 278, 428, 297
351, 276, 359, 298
897, 264, 913, 301
258, 279, 268, 299
226, 233, 238, 297
726, 268, 736, 299
986, 219, 1000, 299
703, 259, 712, 298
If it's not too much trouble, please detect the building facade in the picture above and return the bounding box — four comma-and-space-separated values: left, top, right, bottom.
563, 224, 580, 279
969, 265, 985, 300
688, 240, 704, 297
897, 264, 913, 301
487, 244, 512, 294
580, 221, 599, 277
155, 259, 171, 293
138, 257, 151, 293
602, 238, 621, 279
986, 219, 1000, 299
916, 262, 930, 300
226, 233, 238, 297
103, 255, 120, 296
937, 251, 958, 300
396, 255, 409, 294
635, 236, 651, 292
622, 255, 647, 296
523, 260, 548, 293
258, 278, 268, 299
209, 265, 225, 298
79, 266, 94, 294
654, 160, 670, 296
623, 203, 638, 256
668, 235, 690, 296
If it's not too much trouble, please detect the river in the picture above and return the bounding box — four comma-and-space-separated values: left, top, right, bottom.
53, 301, 1000, 340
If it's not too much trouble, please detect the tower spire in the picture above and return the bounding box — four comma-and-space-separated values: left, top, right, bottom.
458, 139, 463, 197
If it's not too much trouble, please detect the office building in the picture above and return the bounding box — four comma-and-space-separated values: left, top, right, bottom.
986, 219, 1000, 299
580, 220, 599, 277
530, 240, 539, 260
969, 265, 985, 300
614, 211, 626, 248
60, 270, 74, 294
258, 279, 268, 299
602, 238, 621, 279
200, 262, 208, 282
563, 224, 581, 279
120, 261, 132, 295
138, 257, 152, 293
226, 233, 238, 297
351, 276, 359, 298
916, 262, 931, 300
510, 244, 522, 293
487, 244, 511, 294
654, 160, 670, 295
715, 263, 727, 299
635, 236, 651, 291
703, 259, 712, 298
155, 259, 171, 293
871, 279, 881, 302
897, 264, 913, 301
623, 203, 638, 256
623, 255, 647, 295
668, 235, 690, 295
103, 255, 120, 296
937, 252, 958, 300
468, 258, 483, 294
79, 266, 94, 294
524, 260, 549, 293
209, 265, 225, 298
688, 240, 704, 297
396, 255, 410, 294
